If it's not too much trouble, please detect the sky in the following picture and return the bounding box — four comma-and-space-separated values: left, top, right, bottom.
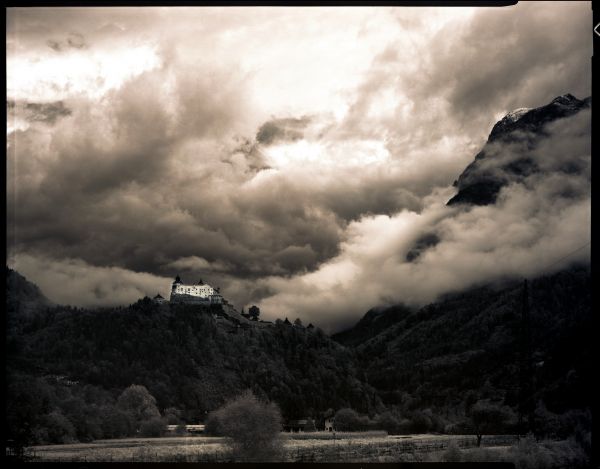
7, 3, 592, 332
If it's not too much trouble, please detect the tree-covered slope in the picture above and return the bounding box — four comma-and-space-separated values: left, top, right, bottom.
333, 265, 592, 435
6, 265, 591, 446
6, 276, 381, 427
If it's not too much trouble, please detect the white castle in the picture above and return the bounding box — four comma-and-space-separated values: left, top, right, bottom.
169, 275, 224, 305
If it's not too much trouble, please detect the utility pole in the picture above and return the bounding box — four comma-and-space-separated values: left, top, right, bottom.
518, 279, 535, 436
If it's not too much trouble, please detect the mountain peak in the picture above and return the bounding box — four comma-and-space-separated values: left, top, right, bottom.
551, 93, 579, 105
502, 107, 531, 124
447, 93, 590, 207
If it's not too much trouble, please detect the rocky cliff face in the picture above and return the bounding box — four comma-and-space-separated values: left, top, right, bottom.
447, 94, 591, 206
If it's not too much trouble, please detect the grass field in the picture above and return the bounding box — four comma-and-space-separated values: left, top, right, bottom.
26, 433, 523, 463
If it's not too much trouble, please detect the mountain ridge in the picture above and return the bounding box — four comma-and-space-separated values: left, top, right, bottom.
447, 94, 590, 206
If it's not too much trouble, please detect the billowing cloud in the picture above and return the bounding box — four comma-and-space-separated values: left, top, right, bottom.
255, 110, 591, 332
10, 254, 172, 307
6, 3, 591, 332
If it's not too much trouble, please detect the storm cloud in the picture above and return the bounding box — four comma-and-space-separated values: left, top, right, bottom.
7, 3, 591, 331
256, 108, 591, 332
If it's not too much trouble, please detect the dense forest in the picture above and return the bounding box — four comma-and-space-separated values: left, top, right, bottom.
333, 265, 592, 440
6, 265, 592, 454
6, 268, 380, 446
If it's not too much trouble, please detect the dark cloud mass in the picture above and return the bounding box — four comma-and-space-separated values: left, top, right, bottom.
46, 32, 87, 51
7, 3, 591, 332
256, 117, 312, 145
426, 2, 591, 126
8, 100, 72, 124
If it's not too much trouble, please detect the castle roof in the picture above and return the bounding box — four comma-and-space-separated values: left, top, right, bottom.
154, 294, 164, 299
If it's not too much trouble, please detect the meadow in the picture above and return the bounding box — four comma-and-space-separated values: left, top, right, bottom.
28, 433, 523, 463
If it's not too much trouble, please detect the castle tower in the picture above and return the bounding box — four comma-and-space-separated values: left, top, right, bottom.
172, 275, 182, 291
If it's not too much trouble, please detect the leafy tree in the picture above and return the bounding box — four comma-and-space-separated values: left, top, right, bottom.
140, 417, 166, 437
294, 318, 303, 327
408, 410, 433, 433
249, 306, 260, 320
468, 399, 514, 446
206, 390, 283, 461
334, 408, 361, 431
6, 374, 53, 447
100, 405, 133, 439
374, 411, 399, 434
117, 385, 160, 431
43, 410, 76, 444
204, 411, 223, 436
163, 407, 183, 425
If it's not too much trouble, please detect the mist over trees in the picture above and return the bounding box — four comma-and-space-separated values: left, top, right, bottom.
5, 265, 591, 462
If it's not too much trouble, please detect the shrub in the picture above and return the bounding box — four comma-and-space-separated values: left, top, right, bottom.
397, 418, 413, 434
140, 417, 166, 437
175, 423, 188, 435
100, 405, 134, 438
163, 407, 183, 425
409, 410, 433, 433
442, 441, 462, 462
204, 411, 223, 436
43, 410, 76, 444
334, 408, 363, 431
303, 418, 317, 432
507, 435, 553, 469
506, 436, 589, 469
207, 390, 283, 461
374, 411, 399, 434
117, 385, 161, 425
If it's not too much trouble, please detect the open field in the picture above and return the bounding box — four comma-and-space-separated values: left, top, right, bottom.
26, 433, 520, 462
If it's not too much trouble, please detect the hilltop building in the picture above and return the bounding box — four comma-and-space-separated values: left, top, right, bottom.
170, 275, 224, 305
153, 293, 168, 304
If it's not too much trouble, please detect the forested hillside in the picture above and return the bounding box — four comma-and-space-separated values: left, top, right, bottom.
333, 265, 592, 438
6, 269, 380, 445
6, 265, 591, 450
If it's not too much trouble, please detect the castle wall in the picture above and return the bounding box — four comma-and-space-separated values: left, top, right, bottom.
170, 280, 223, 305
173, 284, 215, 297
170, 293, 212, 304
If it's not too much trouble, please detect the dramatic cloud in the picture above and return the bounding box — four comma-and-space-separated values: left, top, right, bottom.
7, 3, 591, 331
256, 110, 591, 331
